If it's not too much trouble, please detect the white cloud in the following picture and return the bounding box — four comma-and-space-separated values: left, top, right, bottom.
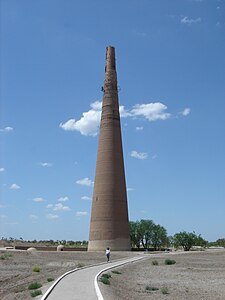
58, 196, 69, 202
29, 214, 38, 220
0, 214, 7, 219
60, 101, 172, 137
76, 211, 88, 217
0, 167, 5, 172
81, 196, 92, 201
60, 101, 102, 136
90, 101, 102, 110
46, 214, 59, 220
33, 197, 45, 202
119, 106, 131, 118
53, 203, 71, 211
132, 29, 147, 37
10, 183, 21, 190
46, 204, 54, 208
40, 162, 53, 167
76, 177, 94, 187
127, 188, 134, 192
181, 16, 201, 24
181, 108, 191, 116
5, 222, 18, 225
130, 150, 148, 160
135, 126, 144, 131
0, 126, 13, 133
130, 103, 171, 121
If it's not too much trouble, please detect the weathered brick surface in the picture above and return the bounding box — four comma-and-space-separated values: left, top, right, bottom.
88, 46, 130, 251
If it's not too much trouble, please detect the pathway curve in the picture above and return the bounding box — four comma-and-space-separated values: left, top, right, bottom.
40, 255, 146, 300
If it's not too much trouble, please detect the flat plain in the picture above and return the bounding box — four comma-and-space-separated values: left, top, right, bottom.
100, 249, 225, 300
0, 248, 224, 299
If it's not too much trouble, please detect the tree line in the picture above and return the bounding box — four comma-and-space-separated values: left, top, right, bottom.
129, 219, 213, 251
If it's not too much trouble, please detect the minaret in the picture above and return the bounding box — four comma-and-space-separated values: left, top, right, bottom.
88, 46, 130, 251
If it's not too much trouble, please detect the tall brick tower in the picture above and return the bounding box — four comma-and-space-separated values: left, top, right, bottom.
88, 46, 130, 251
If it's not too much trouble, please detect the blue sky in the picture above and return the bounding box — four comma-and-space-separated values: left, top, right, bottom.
1, 0, 224, 242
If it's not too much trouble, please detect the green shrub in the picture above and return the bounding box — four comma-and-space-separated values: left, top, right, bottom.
152, 260, 159, 265
99, 273, 111, 285
161, 286, 169, 294
146, 285, 159, 291
47, 278, 54, 282
77, 263, 84, 268
111, 270, 122, 274
165, 259, 176, 265
28, 282, 42, 290
99, 277, 110, 285
101, 273, 111, 279
30, 290, 42, 297
32, 266, 41, 272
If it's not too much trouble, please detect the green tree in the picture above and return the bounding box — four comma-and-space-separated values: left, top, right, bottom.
129, 221, 141, 248
215, 238, 225, 247
129, 219, 169, 250
173, 231, 206, 251
152, 224, 168, 250
139, 219, 155, 248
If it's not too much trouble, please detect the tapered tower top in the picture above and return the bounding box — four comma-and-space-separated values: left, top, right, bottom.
105, 46, 116, 71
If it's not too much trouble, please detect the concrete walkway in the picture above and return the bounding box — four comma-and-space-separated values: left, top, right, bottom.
40, 255, 145, 300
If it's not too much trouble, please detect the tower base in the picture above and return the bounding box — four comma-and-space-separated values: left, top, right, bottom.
88, 238, 131, 251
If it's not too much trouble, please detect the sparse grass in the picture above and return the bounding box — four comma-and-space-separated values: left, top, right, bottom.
30, 290, 42, 297
161, 286, 169, 294
0, 253, 12, 260
111, 270, 122, 274
28, 282, 42, 290
47, 277, 54, 282
32, 265, 41, 272
165, 259, 176, 265
77, 262, 85, 268
152, 260, 159, 265
146, 285, 159, 291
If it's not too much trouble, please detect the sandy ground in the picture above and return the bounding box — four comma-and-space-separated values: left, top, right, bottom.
0, 249, 134, 300
1, 249, 224, 299
99, 249, 225, 300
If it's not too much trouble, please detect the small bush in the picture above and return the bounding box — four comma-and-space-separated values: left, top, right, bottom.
165, 259, 176, 265
99, 273, 111, 285
28, 282, 42, 290
101, 273, 111, 279
146, 285, 159, 291
161, 286, 169, 294
47, 278, 54, 282
31, 290, 42, 297
152, 260, 159, 265
32, 266, 41, 272
111, 270, 122, 274
99, 277, 110, 285
77, 263, 84, 268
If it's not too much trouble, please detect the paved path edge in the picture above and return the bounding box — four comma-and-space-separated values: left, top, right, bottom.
40, 256, 144, 300
95, 256, 146, 300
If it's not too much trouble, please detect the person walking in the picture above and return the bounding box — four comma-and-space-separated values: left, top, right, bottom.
105, 247, 110, 262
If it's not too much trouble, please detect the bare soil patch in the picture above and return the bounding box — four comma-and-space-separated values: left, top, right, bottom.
99, 249, 225, 300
